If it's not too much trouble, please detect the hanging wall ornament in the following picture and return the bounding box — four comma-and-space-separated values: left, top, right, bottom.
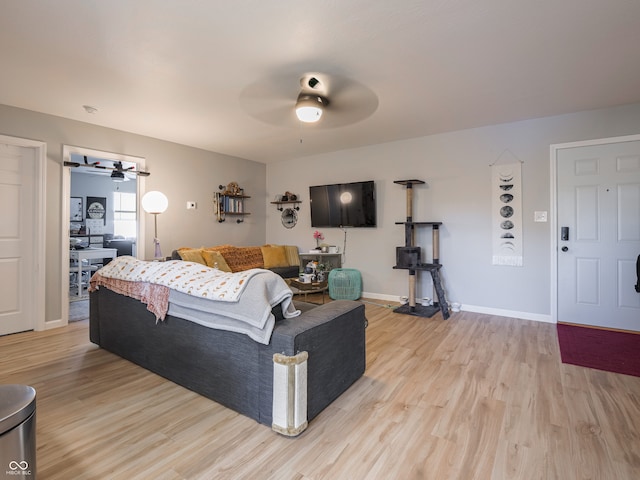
491, 150, 523, 266
281, 208, 298, 228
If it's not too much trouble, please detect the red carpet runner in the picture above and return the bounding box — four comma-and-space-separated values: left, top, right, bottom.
557, 323, 640, 377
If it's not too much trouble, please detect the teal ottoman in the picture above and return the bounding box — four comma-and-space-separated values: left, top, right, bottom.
328, 268, 362, 300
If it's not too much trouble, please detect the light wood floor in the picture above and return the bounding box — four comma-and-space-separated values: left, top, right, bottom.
1, 301, 639, 479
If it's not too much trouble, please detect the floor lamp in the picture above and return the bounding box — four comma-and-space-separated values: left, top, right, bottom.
141, 191, 168, 260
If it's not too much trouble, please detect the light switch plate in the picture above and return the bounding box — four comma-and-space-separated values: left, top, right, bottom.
187, 201, 197, 210
534, 211, 547, 222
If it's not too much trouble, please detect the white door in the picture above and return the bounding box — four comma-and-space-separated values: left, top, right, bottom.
0, 143, 35, 335
557, 139, 640, 331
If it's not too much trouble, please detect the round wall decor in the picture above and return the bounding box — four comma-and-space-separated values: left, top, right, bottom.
87, 201, 105, 220
281, 208, 297, 228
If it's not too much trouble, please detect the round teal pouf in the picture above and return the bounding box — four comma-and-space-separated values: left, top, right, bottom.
328, 268, 362, 300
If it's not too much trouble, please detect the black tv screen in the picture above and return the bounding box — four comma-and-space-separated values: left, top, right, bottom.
309, 180, 377, 228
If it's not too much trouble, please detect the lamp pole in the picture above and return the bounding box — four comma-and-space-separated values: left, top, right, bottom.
141, 191, 168, 261
153, 212, 162, 259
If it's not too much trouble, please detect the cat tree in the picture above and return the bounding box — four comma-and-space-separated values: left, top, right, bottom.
393, 179, 449, 319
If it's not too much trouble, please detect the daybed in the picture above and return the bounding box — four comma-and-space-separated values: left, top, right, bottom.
89, 257, 366, 436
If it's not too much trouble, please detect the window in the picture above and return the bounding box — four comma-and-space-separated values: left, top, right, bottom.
113, 192, 137, 238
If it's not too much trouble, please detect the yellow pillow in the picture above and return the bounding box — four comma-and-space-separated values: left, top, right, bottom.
283, 245, 300, 267
261, 245, 289, 268
201, 250, 232, 272
177, 248, 206, 265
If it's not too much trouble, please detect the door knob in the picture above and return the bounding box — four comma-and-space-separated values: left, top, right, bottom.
561, 246, 568, 252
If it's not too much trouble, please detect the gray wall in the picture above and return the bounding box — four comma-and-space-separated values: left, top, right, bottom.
0, 104, 266, 325
266, 103, 640, 320
2, 101, 639, 326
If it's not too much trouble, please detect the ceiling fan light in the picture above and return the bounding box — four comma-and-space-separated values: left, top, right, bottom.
110, 170, 126, 182
295, 94, 326, 123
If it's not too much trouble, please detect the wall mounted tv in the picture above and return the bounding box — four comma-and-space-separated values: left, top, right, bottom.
309, 180, 377, 228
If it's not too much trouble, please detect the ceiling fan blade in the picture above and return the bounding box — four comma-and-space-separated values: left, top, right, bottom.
239, 73, 301, 127
320, 82, 379, 128
83, 155, 100, 166
66, 158, 150, 177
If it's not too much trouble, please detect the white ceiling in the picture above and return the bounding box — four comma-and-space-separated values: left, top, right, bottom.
2, 0, 640, 164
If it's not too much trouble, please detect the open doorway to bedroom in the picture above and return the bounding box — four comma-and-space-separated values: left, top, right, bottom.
62, 145, 147, 325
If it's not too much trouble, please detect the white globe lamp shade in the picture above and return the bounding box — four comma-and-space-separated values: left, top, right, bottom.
142, 191, 168, 214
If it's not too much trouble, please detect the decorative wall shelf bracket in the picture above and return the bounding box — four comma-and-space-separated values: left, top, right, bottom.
271, 200, 302, 211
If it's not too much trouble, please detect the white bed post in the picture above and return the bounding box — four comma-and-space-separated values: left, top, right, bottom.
272, 351, 308, 436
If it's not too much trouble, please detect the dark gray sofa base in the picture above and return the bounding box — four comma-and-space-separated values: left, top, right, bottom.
89, 287, 366, 431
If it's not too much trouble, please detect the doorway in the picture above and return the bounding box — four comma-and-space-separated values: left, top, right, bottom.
0, 135, 46, 335
61, 146, 146, 325
551, 134, 640, 331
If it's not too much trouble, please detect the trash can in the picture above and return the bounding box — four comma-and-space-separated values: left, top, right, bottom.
0, 385, 36, 479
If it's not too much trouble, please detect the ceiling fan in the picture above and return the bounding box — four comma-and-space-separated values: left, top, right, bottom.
239, 71, 378, 129
64, 156, 150, 180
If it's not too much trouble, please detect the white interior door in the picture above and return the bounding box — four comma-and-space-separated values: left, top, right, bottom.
0, 143, 35, 335
557, 139, 640, 331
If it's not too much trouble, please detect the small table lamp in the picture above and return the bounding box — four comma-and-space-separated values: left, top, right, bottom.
141, 191, 168, 259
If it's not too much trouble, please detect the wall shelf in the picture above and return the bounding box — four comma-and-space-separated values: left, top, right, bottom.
215, 183, 250, 223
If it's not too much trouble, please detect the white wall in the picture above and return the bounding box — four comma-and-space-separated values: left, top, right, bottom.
266, 103, 640, 320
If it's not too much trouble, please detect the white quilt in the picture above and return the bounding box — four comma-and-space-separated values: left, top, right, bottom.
168, 269, 300, 344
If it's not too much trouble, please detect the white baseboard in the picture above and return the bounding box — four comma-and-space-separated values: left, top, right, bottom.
459, 304, 553, 323
44, 318, 67, 330
361, 292, 553, 324
361, 292, 402, 304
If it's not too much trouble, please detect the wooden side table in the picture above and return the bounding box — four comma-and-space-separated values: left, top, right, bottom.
287, 279, 328, 304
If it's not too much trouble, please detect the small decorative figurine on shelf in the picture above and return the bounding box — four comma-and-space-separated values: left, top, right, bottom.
221, 181, 242, 196
282, 191, 297, 201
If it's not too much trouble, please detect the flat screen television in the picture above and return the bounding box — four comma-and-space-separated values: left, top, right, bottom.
309, 180, 377, 228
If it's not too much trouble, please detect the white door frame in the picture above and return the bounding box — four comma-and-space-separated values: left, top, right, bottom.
0, 134, 46, 331
61, 145, 146, 326
550, 133, 640, 324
